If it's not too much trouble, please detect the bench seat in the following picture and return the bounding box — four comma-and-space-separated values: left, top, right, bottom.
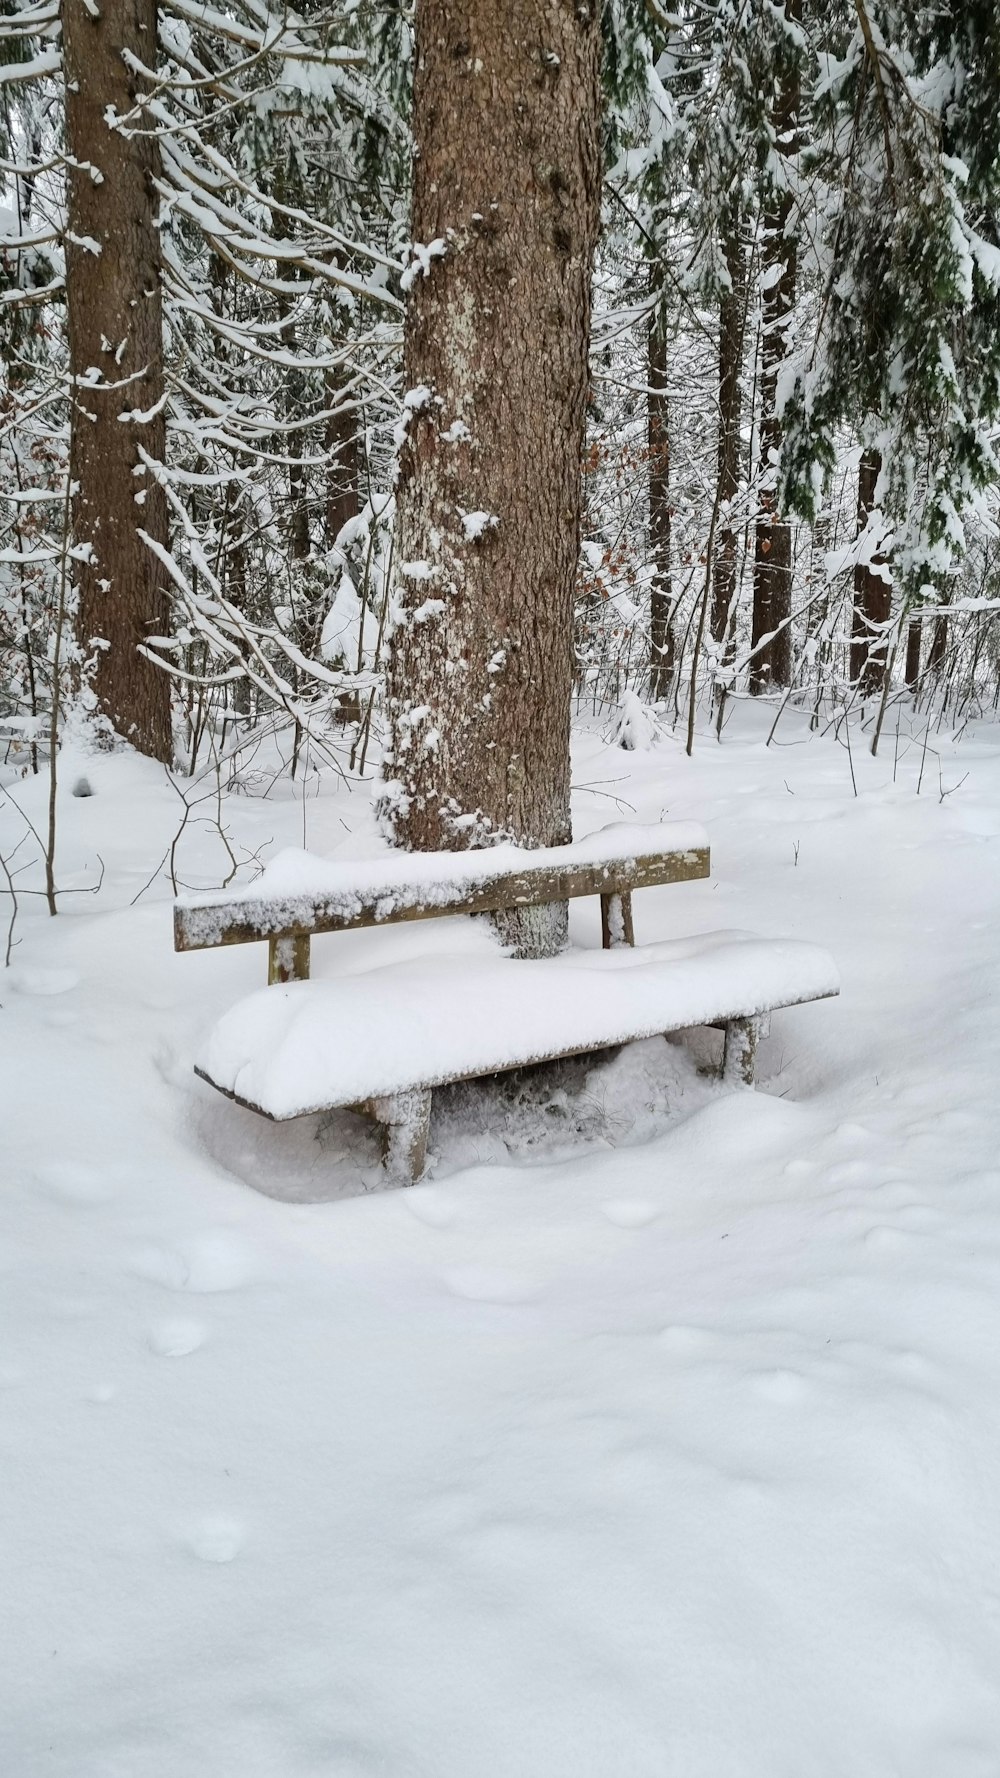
197, 930, 839, 1176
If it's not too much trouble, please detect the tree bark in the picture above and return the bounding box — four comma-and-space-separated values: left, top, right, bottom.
647, 278, 674, 700
64, 0, 172, 762
750, 0, 800, 696
711, 228, 744, 647
849, 448, 891, 693
382, 0, 602, 956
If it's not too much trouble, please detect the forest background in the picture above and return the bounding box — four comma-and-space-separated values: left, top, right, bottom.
0, 0, 997, 858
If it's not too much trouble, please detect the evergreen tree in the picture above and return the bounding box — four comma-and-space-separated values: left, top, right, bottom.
782, 1, 1000, 614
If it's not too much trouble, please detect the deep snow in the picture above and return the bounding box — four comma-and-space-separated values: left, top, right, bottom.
4, 705, 1000, 1777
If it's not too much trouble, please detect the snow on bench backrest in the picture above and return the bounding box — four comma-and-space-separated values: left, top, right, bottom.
174, 820, 710, 951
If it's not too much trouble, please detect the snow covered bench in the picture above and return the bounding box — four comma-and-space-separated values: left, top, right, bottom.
176, 824, 839, 1184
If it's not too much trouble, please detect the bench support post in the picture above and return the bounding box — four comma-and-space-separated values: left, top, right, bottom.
722, 1015, 768, 1086
268, 934, 311, 984
600, 890, 635, 949
370, 1090, 432, 1186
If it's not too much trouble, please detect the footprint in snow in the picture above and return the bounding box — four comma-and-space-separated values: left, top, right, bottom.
147, 1318, 206, 1358
601, 1198, 660, 1229
130, 1245, 191, 1291
864, 1224, 908, 1253
443, 1266, 537, 1305
831, 1120, 873, 1147
783, 1158, 816, 1179
660, 1324, 713, 1355
825, 1159, 883, 1187
7, 965, 79, 997
33, 1161, 114, 1207
184, 1516, 244, 1564
893, 1203, 941, 1232
130, 1232, 260, 1294
749, 1368, 807, 1405
151, 1041, 189, 1090
403, 1187, 456, 1229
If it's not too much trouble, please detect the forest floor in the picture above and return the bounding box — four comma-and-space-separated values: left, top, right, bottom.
4, 701, 1000, 1777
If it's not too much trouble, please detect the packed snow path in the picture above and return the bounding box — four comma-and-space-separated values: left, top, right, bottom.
4, 710, 1000, 1776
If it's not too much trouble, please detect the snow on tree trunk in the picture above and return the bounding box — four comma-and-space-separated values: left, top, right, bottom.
381, 0, 602, 958
326, 365, 362, 727
64, 0, 172, 763
647, 284, 674, 701
750, 0, 800, 697
711, 230, 744, 649
850, 449, 891, 695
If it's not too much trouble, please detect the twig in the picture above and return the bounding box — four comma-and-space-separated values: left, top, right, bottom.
0, 833, 30, 967
844, 710, 858, 797
938, 765, 968, 804
916, 716, 932, 795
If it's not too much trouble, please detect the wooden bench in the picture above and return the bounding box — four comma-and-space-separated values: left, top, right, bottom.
175, 822, 838, 1184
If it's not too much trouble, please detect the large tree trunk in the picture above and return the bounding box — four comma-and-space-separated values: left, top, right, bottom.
64, 0, 172, 762
850, 448, 892, 694
382, 0, 602, 956
711, 229, 744, 647
647, 278, 674, 700
750, 0, 800, 696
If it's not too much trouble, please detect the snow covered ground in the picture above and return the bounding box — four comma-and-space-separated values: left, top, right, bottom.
4, 704, 1000, 1777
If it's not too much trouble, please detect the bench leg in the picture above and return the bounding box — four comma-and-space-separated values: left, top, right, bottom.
268, 933, 310, 984
371, 1090, 432, 1186
601, 890, 635, 949
722, 1016, 765, 1087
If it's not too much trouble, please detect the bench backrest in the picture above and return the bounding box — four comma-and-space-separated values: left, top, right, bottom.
174, 821, 710, 981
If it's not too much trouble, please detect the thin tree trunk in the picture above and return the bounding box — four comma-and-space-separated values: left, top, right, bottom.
325, 379, 363, 726
227, 526, 252, 718
288, 451, 311, 565
382, 0, 602, 957
64, 0, 172, 762
647, 278, 674, 700
325, 384, 360, 554
712, 229, 744, 646
278, 290, 311, 570
850, 447, 891, 693
750, 0, 800, 695
904, 616, 923, 689
928, 605, 949, 676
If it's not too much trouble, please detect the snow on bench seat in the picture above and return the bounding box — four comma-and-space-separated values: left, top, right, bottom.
197, 930, 839, 1122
